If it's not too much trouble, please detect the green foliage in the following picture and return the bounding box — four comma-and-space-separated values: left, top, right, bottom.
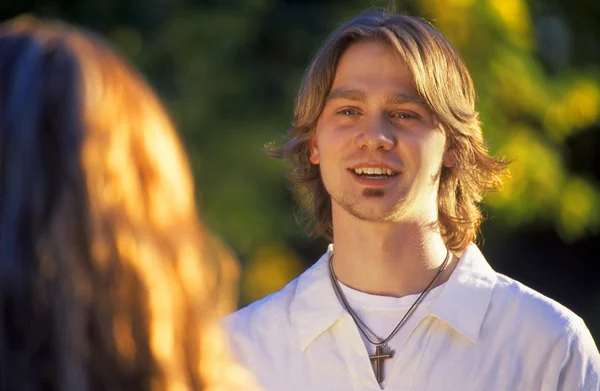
113, 0, 600, 254
69, 0, 599, 305
421, 0, 600, 242
5, 1, 599, 315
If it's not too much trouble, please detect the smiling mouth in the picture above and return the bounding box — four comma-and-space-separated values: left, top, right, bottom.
349, 167, 399, 179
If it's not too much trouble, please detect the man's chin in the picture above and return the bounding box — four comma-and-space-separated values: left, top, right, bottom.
344, 203, 400, 223
331, 192, 405, 222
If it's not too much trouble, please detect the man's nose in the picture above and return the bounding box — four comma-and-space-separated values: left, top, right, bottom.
354, 115, 397, 151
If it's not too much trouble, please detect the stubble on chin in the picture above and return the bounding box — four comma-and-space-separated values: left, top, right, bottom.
332, 188, 398, 223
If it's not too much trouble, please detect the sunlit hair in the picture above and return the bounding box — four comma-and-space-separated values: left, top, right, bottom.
0, 17, 258, 391
269, 10, 508, 252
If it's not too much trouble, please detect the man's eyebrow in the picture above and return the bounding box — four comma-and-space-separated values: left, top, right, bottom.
325, 89, 366, 102
325, 89, 427, 108
385, 93, 427, 106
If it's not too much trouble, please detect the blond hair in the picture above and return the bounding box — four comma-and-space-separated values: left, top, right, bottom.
271, 11, 508, 251
0, 17, 258, 391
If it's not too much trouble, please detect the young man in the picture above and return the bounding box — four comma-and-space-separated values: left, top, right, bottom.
224, 11, 600, 391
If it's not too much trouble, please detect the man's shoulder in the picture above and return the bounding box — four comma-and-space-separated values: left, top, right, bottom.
223, 251, 330, 336
490, 272, 590, 341
221, 274, 307, 374
488, 273, 600, 385
223, 275, 300, 337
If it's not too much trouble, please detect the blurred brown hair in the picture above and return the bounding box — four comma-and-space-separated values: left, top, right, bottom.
270, 11, 508, 251
0, 16, 258, 391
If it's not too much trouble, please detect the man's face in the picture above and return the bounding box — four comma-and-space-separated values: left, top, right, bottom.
310, 40, 453, 224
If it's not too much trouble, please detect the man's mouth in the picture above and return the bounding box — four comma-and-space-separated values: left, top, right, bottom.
350, 167, 399, 179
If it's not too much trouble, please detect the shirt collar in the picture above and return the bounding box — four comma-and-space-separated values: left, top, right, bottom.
429, 243, 497, 343
290, 244, 346, 352
290, 243, 497, 351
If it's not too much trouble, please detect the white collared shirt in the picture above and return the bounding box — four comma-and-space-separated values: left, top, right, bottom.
336, 279, 446, 389
223, 244, 600, 391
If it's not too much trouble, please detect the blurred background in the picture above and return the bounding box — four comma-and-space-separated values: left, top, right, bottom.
2, 0, 598, 345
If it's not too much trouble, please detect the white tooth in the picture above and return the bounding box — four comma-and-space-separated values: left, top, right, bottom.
387, 168, 392, 176
373, 167, 381, 175
367, 167, 374, 175
355, 168, 363, 175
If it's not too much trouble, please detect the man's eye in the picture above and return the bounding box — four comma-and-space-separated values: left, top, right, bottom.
391, 112, 415, 119
337, 108, 358, 116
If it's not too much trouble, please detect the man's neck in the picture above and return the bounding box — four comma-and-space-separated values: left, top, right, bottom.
331, 210, 458, 298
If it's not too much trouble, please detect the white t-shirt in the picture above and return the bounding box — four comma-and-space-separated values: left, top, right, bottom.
224, 243, 600, 391
337, 280, 445, 389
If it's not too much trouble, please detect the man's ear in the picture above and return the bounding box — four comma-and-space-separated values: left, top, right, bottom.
442, 147, 455, 168
309, 135, 320, 165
